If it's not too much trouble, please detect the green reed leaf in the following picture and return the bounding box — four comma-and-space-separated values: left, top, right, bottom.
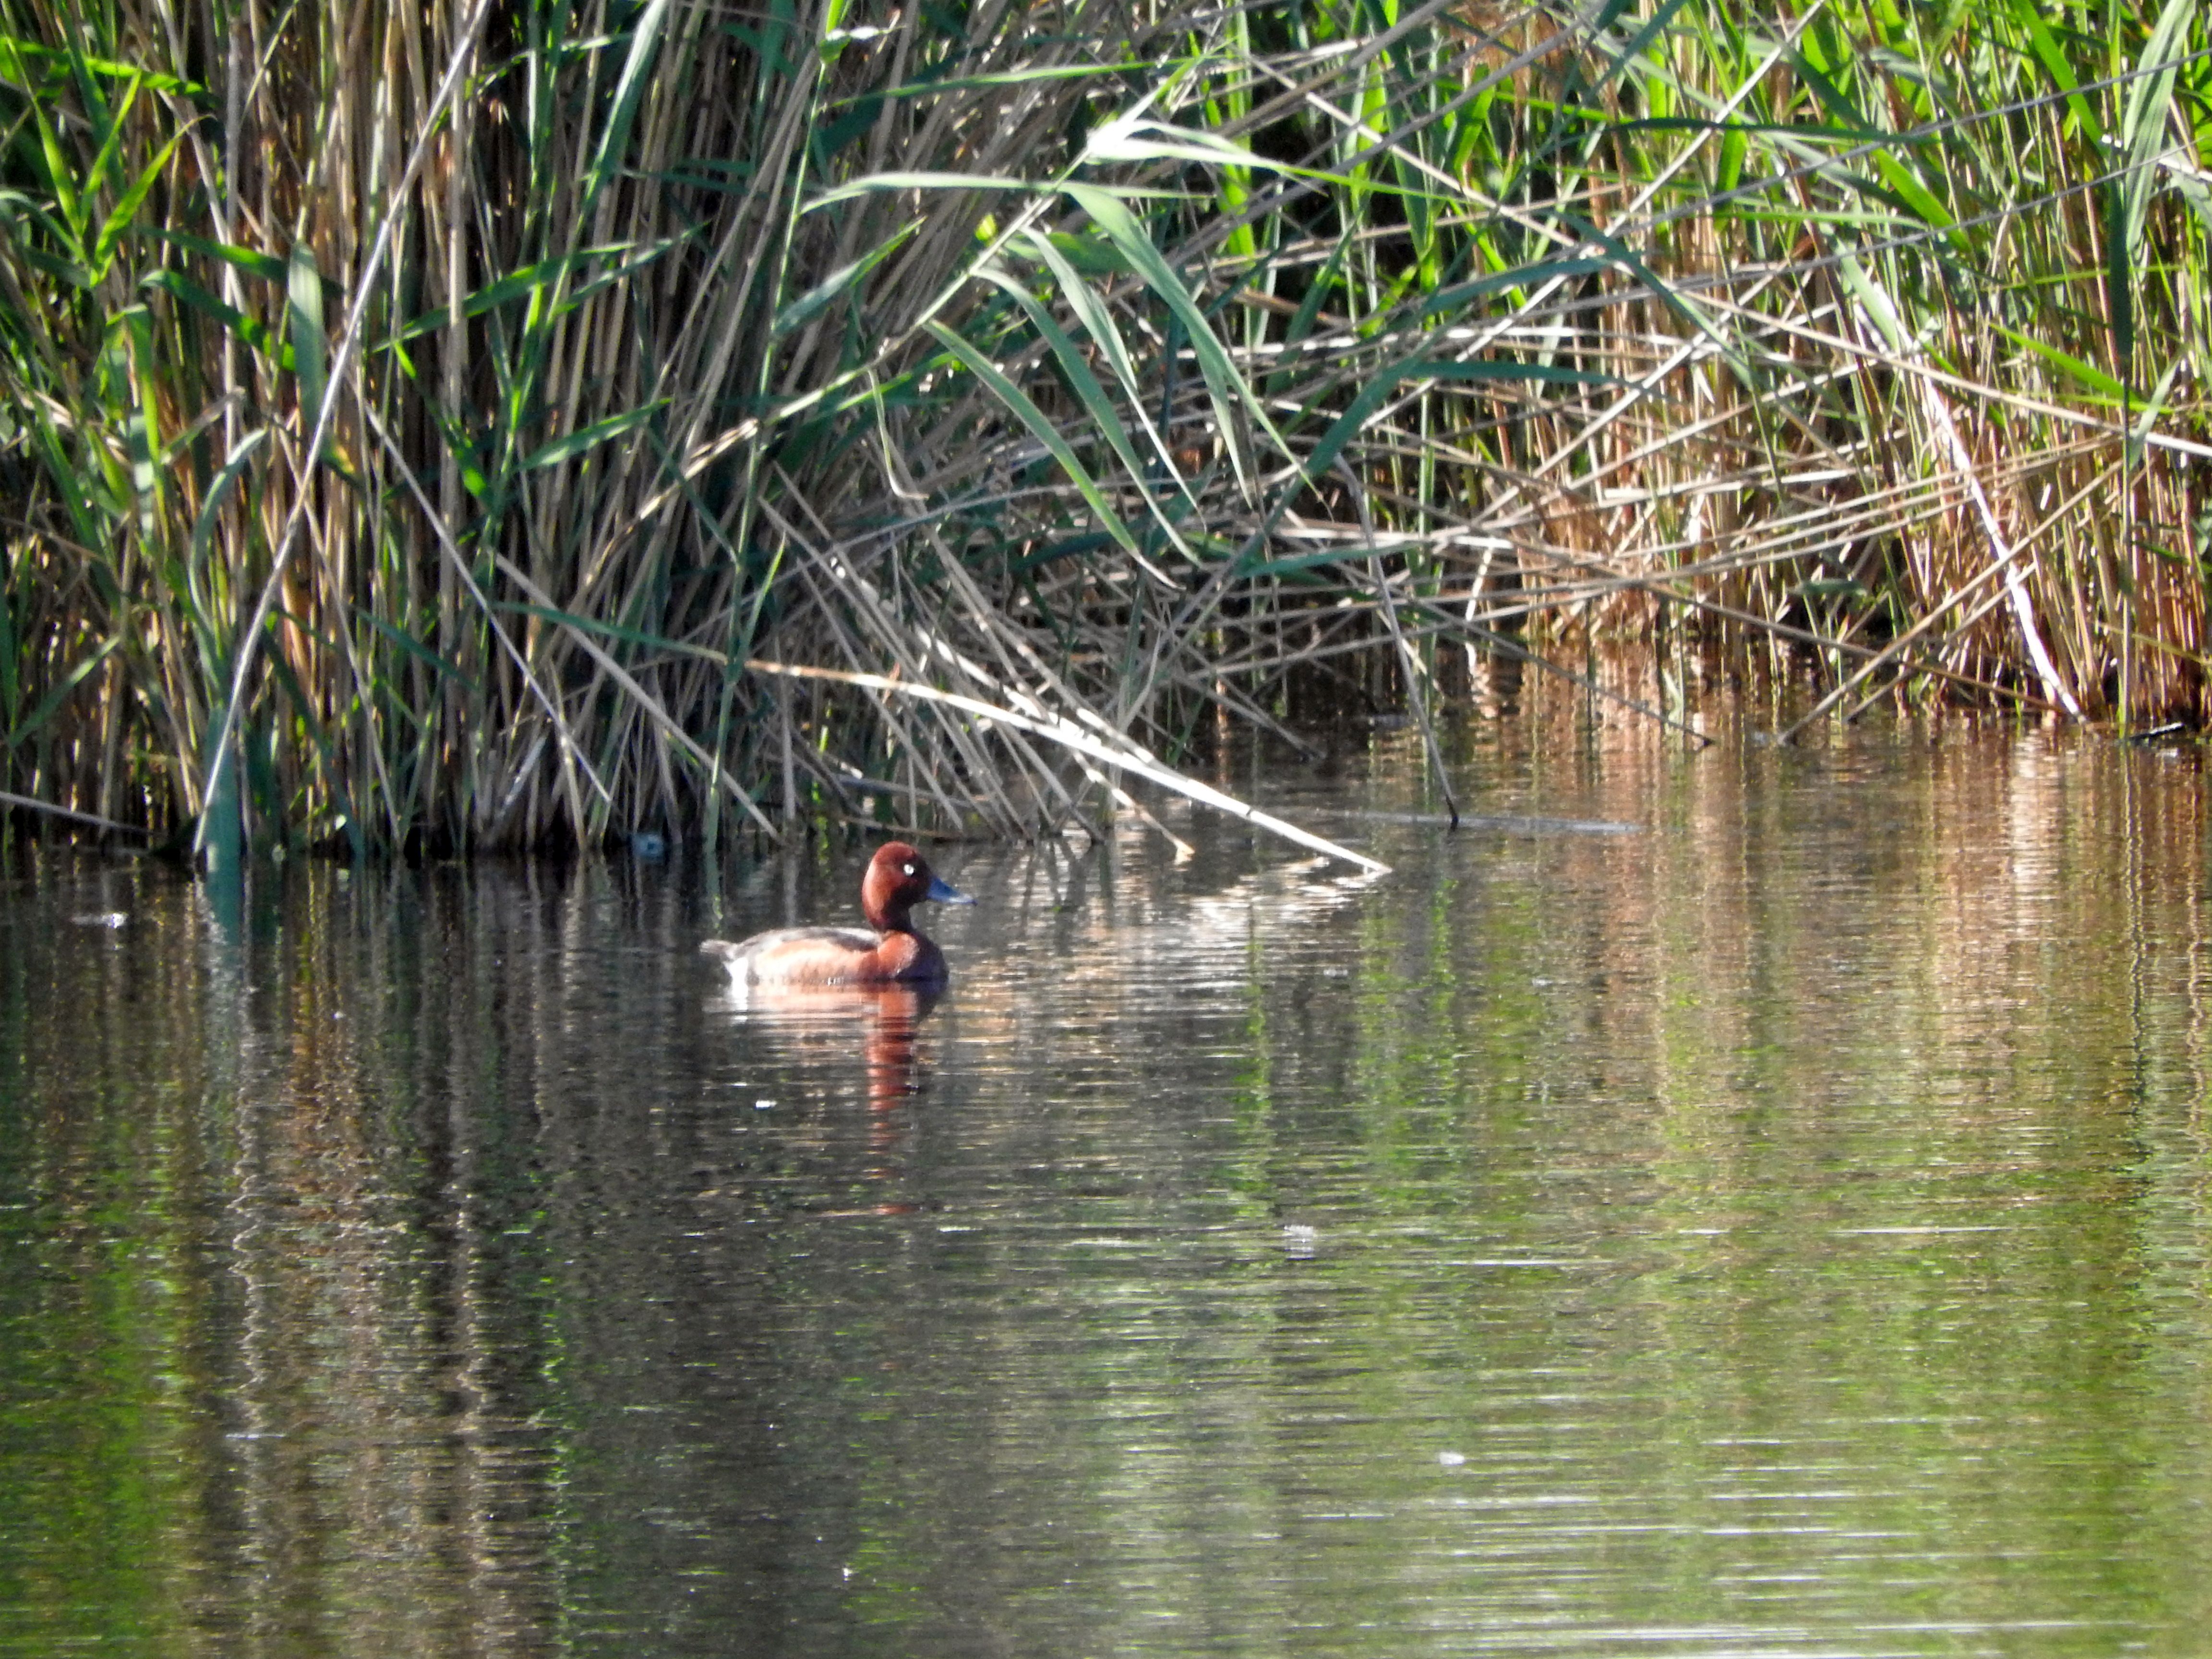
515, 404, 663, 474
286, 240, 327, 456
923, 317, 1142, 556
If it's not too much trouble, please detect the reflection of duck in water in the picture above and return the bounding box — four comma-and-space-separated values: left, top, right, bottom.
707, 981, 939, 1112
701, 842, 973, 987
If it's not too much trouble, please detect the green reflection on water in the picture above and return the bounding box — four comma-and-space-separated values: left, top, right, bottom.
3, 723, 2212, 1656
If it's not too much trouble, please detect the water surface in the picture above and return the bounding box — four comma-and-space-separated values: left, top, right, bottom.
4, 703, 2210, 1656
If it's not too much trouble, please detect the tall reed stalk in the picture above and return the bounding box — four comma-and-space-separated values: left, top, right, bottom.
2, 0, 2209, 858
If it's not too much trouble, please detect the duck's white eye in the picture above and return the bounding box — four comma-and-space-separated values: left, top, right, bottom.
902, 863, 915, 876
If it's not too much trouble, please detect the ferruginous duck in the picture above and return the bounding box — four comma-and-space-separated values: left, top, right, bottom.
700, 842, 974, 986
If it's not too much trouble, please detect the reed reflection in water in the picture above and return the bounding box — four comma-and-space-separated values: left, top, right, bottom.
4, 706, 2212, 1656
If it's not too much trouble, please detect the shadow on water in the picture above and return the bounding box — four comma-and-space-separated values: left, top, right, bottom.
4, 697, 2212, 1656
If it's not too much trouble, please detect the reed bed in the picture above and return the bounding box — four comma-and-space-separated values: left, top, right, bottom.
2, 0, 2209, 859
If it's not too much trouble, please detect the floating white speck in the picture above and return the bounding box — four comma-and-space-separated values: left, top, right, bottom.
1438, 1451, 1467, 1467
755, 1099, 776, 1110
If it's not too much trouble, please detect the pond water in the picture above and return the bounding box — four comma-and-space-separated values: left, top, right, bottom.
5, 691, 2212, 1657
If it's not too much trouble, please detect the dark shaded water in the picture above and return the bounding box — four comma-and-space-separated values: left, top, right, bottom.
5, 705, 2212, 1656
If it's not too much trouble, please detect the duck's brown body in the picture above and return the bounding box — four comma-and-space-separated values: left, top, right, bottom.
700, 843, 971, 987
699, 923, 948, 986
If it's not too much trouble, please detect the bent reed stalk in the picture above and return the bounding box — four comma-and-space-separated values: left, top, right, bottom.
3, 0, 2211, 861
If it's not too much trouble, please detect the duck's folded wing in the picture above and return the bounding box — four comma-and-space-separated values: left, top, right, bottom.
701, 927, 878, 978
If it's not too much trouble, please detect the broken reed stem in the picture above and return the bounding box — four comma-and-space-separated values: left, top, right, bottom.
741, 660, 1391, 875
0, 790, 151, 838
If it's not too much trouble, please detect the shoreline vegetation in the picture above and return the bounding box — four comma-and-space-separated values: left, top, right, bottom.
2, 0, 2209, 864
